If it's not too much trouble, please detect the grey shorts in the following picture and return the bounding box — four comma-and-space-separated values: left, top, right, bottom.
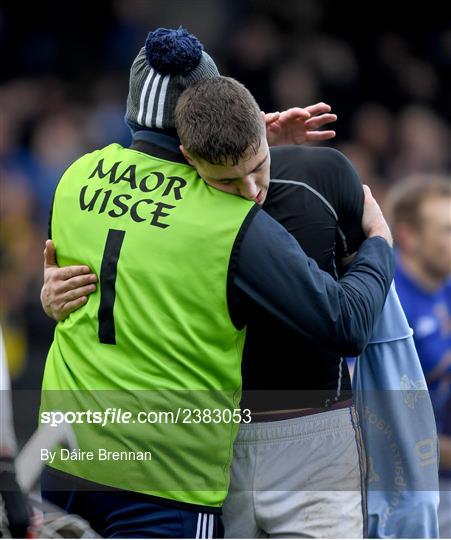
223, 406, 367, 538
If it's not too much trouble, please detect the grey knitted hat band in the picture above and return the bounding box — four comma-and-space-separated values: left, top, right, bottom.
125, 47, 220, 130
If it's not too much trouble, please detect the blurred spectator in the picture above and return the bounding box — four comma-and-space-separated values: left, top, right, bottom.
399, 58, 440, 102
25, 111, 88, 217
351, 103, 394, 179
85, 74, 131, 149
271, 58, 319, 111
309, 34, 360, 123
311, 36, 358, 88
386, 177, 451, 538
223, 16, 280, 111
389, 106, 450, 180
0, 172, 40, 379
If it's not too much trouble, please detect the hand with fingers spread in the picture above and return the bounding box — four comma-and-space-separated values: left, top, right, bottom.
263, 102, 337, 147
41, 240, 97, 321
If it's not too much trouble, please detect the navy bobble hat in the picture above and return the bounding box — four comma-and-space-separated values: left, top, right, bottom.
126, 27, 220, 130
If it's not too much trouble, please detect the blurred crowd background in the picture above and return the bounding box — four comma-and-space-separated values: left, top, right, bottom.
1, 0, 450, 445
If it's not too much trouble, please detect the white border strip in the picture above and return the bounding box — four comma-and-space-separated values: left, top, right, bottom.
137, 68, 154, 125
144, 73, 161, 127
155, 74, 171, 128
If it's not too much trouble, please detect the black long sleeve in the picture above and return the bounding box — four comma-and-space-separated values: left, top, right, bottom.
232, 209, 394, 357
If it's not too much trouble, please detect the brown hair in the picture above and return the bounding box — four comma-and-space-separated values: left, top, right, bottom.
385, 175, 451, 232
175, 76, 264, 166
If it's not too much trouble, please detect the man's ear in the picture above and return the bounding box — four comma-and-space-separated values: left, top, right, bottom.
180, 145, 196, 166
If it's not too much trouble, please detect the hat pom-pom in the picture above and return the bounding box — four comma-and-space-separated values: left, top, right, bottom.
145, 27, 203, 76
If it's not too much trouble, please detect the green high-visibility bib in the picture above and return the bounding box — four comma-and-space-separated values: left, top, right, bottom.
41, 143, 255, 508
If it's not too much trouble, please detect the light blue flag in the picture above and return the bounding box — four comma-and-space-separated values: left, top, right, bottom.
353, 283, 440, 538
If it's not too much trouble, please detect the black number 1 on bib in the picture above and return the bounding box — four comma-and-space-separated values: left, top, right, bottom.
98, 229, 126, 344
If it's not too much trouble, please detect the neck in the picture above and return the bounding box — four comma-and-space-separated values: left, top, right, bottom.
399, 252, 445, 292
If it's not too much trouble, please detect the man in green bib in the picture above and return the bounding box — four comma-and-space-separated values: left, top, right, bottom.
40, 28, 394, 538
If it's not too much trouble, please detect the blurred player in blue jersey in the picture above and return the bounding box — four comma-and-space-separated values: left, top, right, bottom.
387, 177, 451, 537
